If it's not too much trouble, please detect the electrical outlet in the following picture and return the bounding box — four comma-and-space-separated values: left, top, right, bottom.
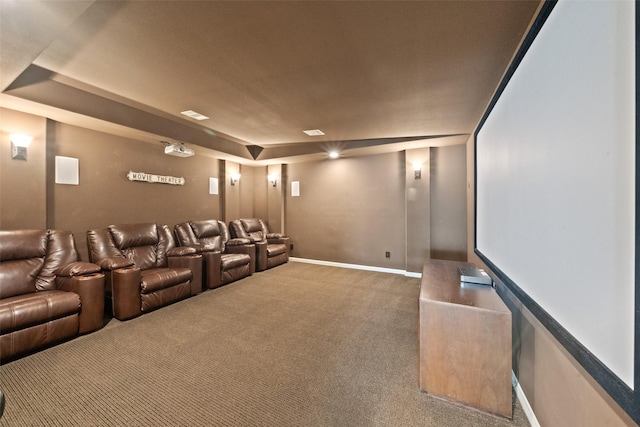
385, 251, 390, 258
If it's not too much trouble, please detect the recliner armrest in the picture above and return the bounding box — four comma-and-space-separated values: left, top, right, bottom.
253, 240, 268, 271
227, 238, 252, 246
266, 233, 285, 239
201, 251, 222, 289
109, 267, 142, 320
56, 265, 105, 334
199, 243, 219, 252
267, 236, 290, 246
99, 257, 134, 271
176, 243, 218, 254
167, 246, 197, 257
56, 261, 101, 277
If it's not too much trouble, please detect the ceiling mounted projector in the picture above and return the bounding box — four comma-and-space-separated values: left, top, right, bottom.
164, 143, 194, 158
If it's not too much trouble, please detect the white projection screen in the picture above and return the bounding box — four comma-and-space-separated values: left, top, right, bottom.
475, 0, 637, 419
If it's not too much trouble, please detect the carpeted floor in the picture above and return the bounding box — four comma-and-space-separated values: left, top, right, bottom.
0, 261, 530, 427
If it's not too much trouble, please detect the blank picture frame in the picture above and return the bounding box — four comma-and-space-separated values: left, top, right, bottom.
209, 177, 219, 195
291, 181, 300, 197
55, 156, 79, 185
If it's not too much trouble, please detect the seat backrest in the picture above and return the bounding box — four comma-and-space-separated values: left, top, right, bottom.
260, 220, 272, 234
230, 218, 265, 242
174, 222, 198, 247
191, 220, 229, 252
87, 223, 175, 270
0, 229, 79, 299
175, 220, 228, 252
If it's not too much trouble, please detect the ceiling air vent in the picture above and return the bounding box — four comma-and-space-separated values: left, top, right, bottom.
303, 129, 325, 136
180, 110, 209, 121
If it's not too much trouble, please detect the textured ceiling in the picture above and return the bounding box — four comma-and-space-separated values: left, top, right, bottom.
0, 1, 541, 163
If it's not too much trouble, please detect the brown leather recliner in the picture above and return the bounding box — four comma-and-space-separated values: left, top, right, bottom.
229, 218, 290, 271
0, 229, 105, 360
174, 220, 254, 289
86, 223, 202, 321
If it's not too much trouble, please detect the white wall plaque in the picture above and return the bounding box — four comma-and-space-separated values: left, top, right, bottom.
291, 180, 300, 197
209, 177, 219, 195
55, 156, 79, 185
127, 171, 185, 185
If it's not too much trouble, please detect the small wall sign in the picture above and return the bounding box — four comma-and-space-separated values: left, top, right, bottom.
127, 171, 185, 186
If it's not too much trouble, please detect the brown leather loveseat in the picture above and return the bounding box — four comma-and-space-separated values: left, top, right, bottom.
174, 220, 254, 289
86, 223, 202, 321
0, 229, 105, 360
229, 218, 290, 271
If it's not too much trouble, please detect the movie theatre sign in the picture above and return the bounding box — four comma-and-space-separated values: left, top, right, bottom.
127, 171, 185, 186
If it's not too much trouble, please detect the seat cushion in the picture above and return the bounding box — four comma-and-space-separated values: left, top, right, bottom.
266, 244, 287, 257
220, 253, 251, 270
0, 290, 80, 334
140, 268, 192, 293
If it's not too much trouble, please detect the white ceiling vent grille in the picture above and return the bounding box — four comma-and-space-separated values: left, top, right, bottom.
180, 110, 210, 121
303, 129, 325, 136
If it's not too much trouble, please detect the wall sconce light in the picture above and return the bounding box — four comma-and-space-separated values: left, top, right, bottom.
268, 174, 277, 187
328, 151, 340, 159
10, 134, 33, 160
413, 162, 422, 179
230, 173, 241, 186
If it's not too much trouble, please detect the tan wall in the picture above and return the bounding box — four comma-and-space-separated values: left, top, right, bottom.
232, 163, 282, 233
49, 121, 221, 260
224, 160, 240, 222
465, 135, 635, 426
238, 163, 255, 219
252, 165, 268, 223
405, 148, 431, 273
286, 152, 407, 269
266, 163, 284, 234
430, 144, 467, 261
1, 106, 468, 272
0, 108, 47, 229
285, 148, 466, 271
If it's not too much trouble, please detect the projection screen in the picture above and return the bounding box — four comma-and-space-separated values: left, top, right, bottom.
475, 0, 636, 405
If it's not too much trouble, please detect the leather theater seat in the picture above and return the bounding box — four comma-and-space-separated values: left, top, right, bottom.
0, 229, 105, 360
86, 223, 202, 321
229, 218, 290, 271
174, 219, 254, 289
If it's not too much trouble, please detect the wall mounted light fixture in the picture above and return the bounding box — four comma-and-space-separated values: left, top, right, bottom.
10, 134, 33, 160
230, 173, 241, 186
328, 151, 340, 159
413, 162, 422, 179
268, 174, 277, 187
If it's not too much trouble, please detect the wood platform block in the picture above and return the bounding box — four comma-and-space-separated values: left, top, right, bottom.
419, 259, 512, 418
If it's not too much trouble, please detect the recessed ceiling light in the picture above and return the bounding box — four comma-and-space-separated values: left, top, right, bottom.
328, 151, 340, 159
303, 129, 325, 136
180, 110, 210, 121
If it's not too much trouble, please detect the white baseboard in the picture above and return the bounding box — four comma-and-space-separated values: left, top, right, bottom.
512, 371, 540, 427
404, 271, 422, 278
290, 257, 422, 278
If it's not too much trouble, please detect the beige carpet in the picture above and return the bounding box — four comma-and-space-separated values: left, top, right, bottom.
0, 261, 530, 427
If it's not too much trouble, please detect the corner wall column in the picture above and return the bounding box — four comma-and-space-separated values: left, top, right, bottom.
267, 164, 285, 233
405, 148, 431, 273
